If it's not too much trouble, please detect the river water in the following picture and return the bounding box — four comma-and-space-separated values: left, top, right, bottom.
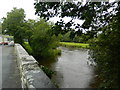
39, 47, 95, 88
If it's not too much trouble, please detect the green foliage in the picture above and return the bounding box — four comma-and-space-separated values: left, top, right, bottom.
59, 31, 91, 43
40, 65, 55, 79
73, 34, 86, 43
90, 12, 120, 88
2, 8, 26, 44
53, 48, 61, 56
30, 19, 59, 59
61, 31, 71, 42
23, 19, 36, 46
34, 1, 118, 35
22, 42, 33, 55
57, 34, 63, 41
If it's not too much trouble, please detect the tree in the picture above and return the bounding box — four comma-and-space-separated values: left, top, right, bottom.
2, 8, 26, 44
34, 1, 118, 35
23, 19, 36, 46
90, 9, 120, 88
61, 31, 71, 42
30, 19, 59, 59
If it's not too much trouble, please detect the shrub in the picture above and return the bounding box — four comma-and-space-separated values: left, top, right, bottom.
89, 16, 120, 88
40, 65, 55, 79
30, 19, 60, 59
22, 42, 32, 55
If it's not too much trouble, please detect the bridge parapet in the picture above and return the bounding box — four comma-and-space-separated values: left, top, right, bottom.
15, 44, 55, 89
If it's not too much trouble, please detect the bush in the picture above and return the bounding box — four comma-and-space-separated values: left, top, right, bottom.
30, 19, 60, 59
89, 15, 120, 88
22, 42, 33, 55
53, 48, 61, 56
40, 65, 55, 79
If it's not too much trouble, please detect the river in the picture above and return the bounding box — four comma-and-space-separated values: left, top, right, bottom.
39, 47, 95, 88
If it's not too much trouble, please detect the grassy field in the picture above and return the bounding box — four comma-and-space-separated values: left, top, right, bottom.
59, 42, 89, 48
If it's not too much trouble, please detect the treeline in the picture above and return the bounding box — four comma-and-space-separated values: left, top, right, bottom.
1, 8, 60, 59
58, 30, 94, 43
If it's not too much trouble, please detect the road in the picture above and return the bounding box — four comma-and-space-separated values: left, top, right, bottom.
0, 46, 2, 89
1, 45, 21, 88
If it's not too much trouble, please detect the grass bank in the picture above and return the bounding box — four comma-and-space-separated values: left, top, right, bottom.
22, 42, 33, 55
59, 42, 89, 48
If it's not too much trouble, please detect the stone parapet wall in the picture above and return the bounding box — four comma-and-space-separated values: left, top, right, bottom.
15, 44, 55, 89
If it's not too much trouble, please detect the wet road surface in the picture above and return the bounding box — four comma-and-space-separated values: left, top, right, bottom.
0, 46, 2, 89
1, 45, 21, 88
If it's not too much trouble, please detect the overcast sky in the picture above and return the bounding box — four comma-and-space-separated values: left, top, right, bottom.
0, 0, 39, 20
0, 0, 115, 24
0, 0, 76, 24
0, 0, 116, 19
0, 0, 114, 29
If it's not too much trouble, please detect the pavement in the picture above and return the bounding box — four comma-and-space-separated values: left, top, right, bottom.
0, 45, 21, 88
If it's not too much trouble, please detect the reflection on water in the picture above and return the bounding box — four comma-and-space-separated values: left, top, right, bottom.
39, 47, 94, 88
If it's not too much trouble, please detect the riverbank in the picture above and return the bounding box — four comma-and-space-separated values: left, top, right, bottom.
59, 42, 89, 48
23, 42, 89, 53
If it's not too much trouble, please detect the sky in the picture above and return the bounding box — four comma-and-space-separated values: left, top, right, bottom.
0, 0, 73, 23
0, 0, 38, 20
0, 0, 84, 24
0, 0, 116, 25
